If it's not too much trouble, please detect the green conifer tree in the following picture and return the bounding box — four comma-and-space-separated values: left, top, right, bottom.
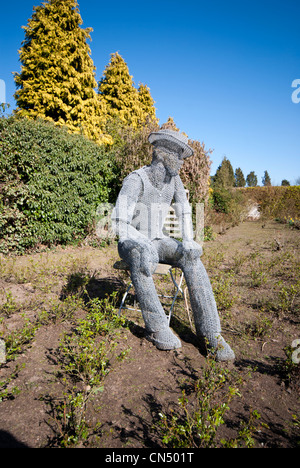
99, 52, 155, 128
234, 167, 246, 187
262, 170, 271, 186
14, 0, 111, 145
213, 156, 235, 188
246, 171, 258, 187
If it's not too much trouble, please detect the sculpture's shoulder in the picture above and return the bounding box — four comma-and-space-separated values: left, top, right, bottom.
122, 167, 151, 193
123, 167, 146, 184
122, 169, 144, 186
119, 169, 144, 200
174, 174, 185, 191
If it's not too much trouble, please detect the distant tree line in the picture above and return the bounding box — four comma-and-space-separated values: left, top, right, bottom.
211, 157, 268, 188
211, 157, 295, 188
208, 156, 300, 216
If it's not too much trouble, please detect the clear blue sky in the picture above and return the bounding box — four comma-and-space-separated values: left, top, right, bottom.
1, 0, 300, 185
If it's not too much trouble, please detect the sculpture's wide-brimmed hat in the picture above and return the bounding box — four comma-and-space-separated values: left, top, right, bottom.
148, 129, 194, 158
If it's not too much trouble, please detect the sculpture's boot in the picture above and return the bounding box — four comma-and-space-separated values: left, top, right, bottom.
145, 327, 181, 350
180, 254, 235, 361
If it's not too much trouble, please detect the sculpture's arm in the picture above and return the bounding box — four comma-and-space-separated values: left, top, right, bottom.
111, 173, 148, 242
173, 176, 202, 252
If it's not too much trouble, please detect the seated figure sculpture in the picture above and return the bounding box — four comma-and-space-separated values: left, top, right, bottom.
112, 129, 235, 361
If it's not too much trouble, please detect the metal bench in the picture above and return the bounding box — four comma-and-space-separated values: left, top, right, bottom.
113, 259, 184, 325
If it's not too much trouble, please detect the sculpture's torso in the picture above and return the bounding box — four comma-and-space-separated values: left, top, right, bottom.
130, 167, 176, 240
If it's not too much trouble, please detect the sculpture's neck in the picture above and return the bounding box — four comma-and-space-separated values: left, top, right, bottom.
146, 161, 171, 191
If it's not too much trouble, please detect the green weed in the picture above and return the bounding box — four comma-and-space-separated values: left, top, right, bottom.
278, 282, 300, 314
212, 272, 237, 311
249, 260, 268, 287
278, 345, 300, 387
157, 355, 241, 448
230, 252, 248, 274
0, 291, 21, 318
3, 318, 39, 362
221, 409, 265, 448
243, 315, 273, 339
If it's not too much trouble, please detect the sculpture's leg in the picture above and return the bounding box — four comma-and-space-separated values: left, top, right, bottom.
153, 238, 235, 361
179, 252, 235, 361
118, 239, 181, 350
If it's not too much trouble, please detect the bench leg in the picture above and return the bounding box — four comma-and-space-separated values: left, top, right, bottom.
118, 268, 184, 325
118, 282, 133, 316
167, 268, 184, 325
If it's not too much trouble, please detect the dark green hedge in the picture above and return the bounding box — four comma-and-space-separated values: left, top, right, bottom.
0, 116, 115, 253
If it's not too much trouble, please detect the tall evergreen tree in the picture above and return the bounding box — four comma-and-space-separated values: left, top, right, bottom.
98, 52, 156, 128
213, 156, 235, 188
14, 0, 111, 145
262, 170, 271, 186
234, 167, 246, 187
246, 171, 258, 187
138, 83, 158, 124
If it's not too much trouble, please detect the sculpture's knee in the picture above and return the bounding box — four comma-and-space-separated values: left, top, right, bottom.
177, 246, 200, 269
118, 239, 158, 277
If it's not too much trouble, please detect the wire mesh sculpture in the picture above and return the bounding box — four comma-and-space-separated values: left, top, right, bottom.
112, 129, 235, 361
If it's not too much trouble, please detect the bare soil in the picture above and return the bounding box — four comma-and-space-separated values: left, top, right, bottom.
0, 220, 299, 448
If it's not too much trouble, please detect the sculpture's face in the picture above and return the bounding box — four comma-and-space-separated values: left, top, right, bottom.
153, 145, 184, 177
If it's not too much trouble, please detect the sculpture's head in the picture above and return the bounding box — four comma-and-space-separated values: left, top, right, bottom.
148, 129, 193, 176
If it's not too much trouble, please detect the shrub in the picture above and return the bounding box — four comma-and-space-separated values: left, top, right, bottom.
181, 139, 212, 206
0, 116, 115, 253
208, 187, 249, 229
212, 187, 232, 214
157, 356, 242, 448
236, 186, 300, 221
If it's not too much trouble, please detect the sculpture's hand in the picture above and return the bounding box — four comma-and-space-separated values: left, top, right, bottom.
183, 239, 202, 250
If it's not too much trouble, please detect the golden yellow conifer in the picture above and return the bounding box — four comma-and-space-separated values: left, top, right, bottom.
138, 83, 158, 125
14, 0, 111, 145
99, 52, 157, 128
